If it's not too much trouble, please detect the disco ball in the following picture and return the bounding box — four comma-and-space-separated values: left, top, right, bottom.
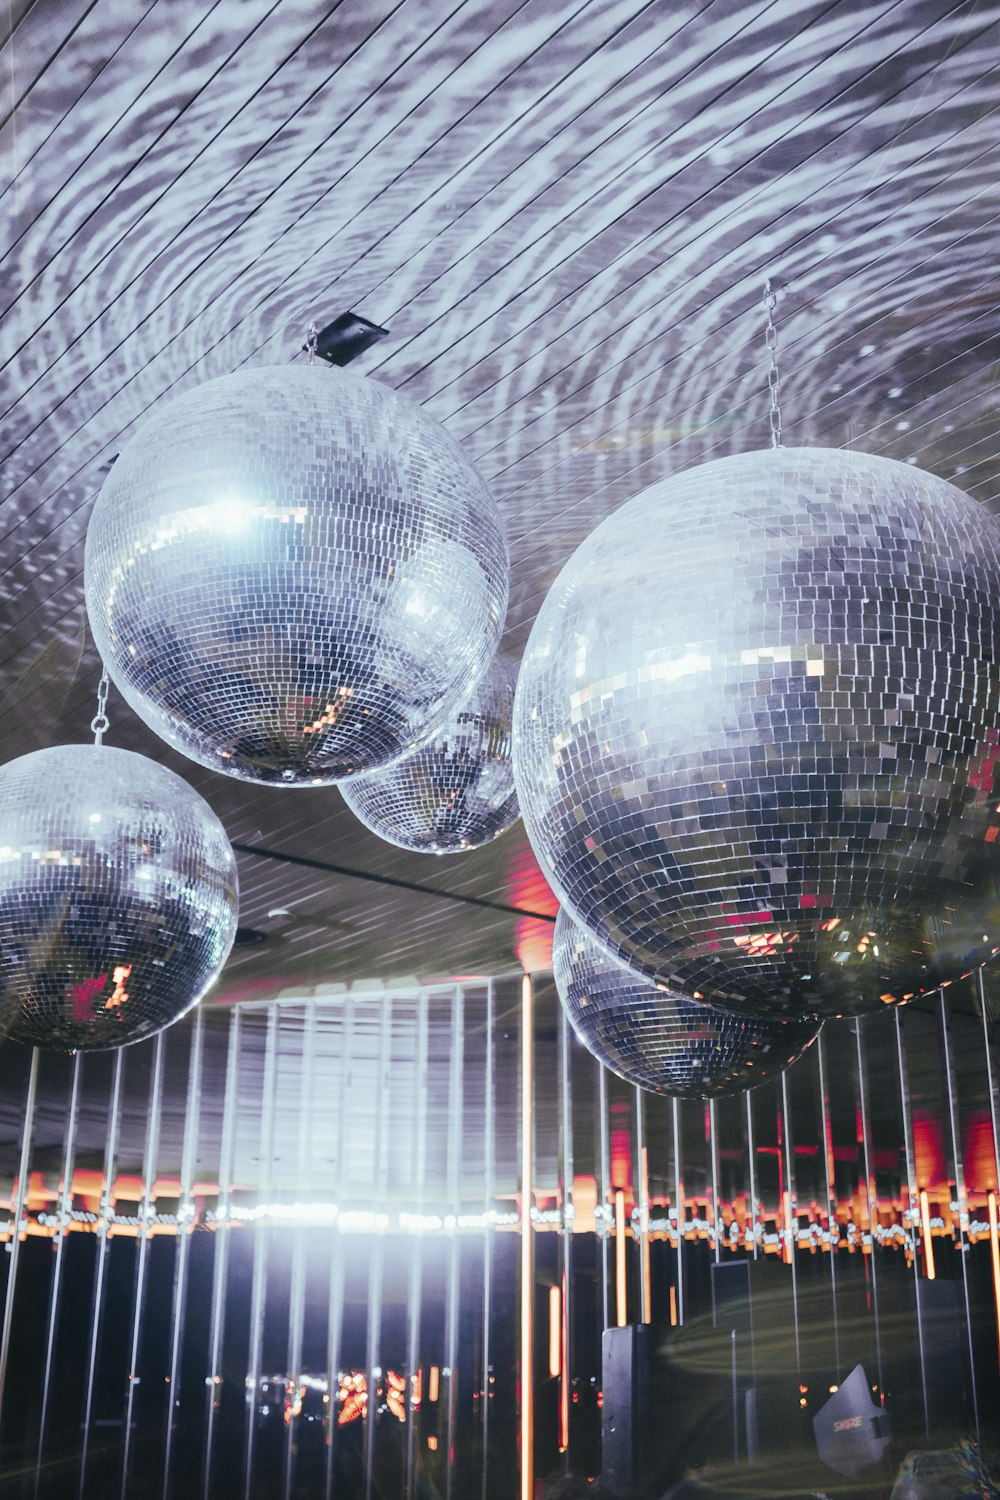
514, 447, 1000, 1021
341, 653, 519, 853
553, 910, 818, 1097
0, 745, 238, 1050
84, 364, 508, 785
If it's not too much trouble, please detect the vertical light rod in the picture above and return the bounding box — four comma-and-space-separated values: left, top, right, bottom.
406, 990, 429, 1500
597, 1064, 610, 1332
80, 1049, 124, 1500
745, 1090, 758, 1261
163, 1009, 205, 1498
480, 981, 496, 1500
635, 1089, 649, 1322
939, 991, 979, 1440
614, 1190, 627, 1328
894, 1011, 930, 1435
558, 1007, 573, 1464
708, 1098, 721, 1265
978, 969, 1000, 1374
816, 1030, 841, 1381
0, 1047, 39, 1414
989, 1193, 1000, 1372
780, 1073, 801, 1383
35, 1051, 82, 1497
204, 1008, 242, 1500
121, 1031, 166, 1500
640, 1146, 652, 1324
672, 1097, 685, 1326
519, 973, 534, 1500
853, 1018, 883, 1397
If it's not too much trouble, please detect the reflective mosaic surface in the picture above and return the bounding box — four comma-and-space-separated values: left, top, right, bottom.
552, 909, 818, 1097
515, 448, 1000, 1020
342, 653, 519, 853
0, 745, 238, 1050
84, 365, 508, 785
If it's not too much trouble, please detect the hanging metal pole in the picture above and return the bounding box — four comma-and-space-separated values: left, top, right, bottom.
35, 1052, 82, 1496
480, 980, 495, 1499
780, 1073, 801, 1381
939, 991, 980, 1441
163, 1008, 206, 1498
815, 1031, 841, 1381
980, 970, 1000, 1196
324, 994, 355, 1500
709, 1098, 721, 1267
405, 990, 430, 1500
597, 1064, 610, 1333
745, 1091, 758, 1262
0, 1047, 40, 1417
283, 1003, 318, 1500
853, 1019, 883, 1398
978, 969, 1000, 1376
80, 1049, 125, 1500
519, 974, 534, 1500
364, 993, 393, 1500
559, 1009, 574, 1461
243, 1006, 280, 1500
204, 1008, 242, 1500
444, 988, 465, 1500
635, 1088, 650, 1324
121, 1032, 166, 1498
894, 1011, 929, 1435
672, 1097, 685, 1327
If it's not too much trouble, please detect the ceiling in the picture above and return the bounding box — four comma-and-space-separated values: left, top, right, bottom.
3, 0, 1000, 1003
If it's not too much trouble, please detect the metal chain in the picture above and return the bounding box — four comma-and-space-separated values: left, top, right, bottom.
763, 277, 782, 450
91, 668, 110, 746
305, 322, 318, 364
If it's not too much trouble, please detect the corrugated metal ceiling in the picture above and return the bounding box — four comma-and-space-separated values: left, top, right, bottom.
2, 0, 1000, 1000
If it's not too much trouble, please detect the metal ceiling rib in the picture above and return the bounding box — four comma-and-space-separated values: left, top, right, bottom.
2, 0, 1000, 996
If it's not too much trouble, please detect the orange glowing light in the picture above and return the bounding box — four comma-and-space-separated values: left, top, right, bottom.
105, 963, 133, 1011
428, 1365, 440, 1403
548, 1286, 561, 1377
386, 1369, 407, 1423
427, 1434, 438, 1452
337, 1372, 367, 1425
920, 1191, 935, 1280
669, 1285, 678, 1327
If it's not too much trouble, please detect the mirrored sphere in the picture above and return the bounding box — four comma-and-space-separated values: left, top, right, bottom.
85, 365, 508, 784
342, 654, 519, 853
553, 909, 818, 1097
0, 745, 238, 1050
515, 448, 1000, 1020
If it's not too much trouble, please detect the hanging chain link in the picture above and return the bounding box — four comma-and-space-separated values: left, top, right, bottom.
305, 321, 318, 364
763, 277, 782, 450
91, 668, 110, 746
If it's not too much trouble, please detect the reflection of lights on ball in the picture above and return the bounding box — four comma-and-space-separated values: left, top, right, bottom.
515, 448, 1000, 1019
85, 365, 508, 785
552, 909, 818, 1098
342, 655, 519, 853
0, 745, 238, 1050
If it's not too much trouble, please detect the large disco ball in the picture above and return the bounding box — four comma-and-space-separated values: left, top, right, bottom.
553, 909, 818, 1097
341, 653, 519, 853
84, 365, 508, 784
515, 447, 1000, 1020
0, 745, 238, 1050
